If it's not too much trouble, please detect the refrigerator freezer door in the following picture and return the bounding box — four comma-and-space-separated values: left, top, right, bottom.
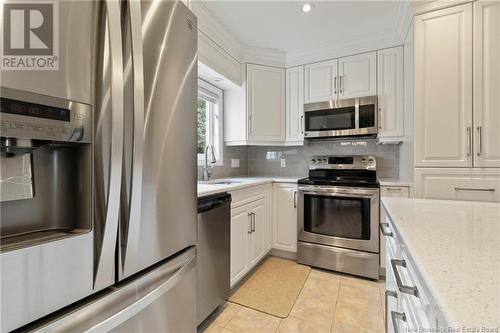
32, 247, 196, 333
121, 1, 198, 277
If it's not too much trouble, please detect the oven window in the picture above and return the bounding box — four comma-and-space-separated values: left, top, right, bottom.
305, 107, 355, 132
303, 194, 370, 240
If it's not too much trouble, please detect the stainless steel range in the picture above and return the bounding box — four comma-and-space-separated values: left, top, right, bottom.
297, 155, 380, 279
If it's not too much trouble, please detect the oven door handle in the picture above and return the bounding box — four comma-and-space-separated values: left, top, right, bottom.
298, 187, 379, 198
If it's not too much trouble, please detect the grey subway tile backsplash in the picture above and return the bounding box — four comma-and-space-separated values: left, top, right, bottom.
198, 140, 399, 180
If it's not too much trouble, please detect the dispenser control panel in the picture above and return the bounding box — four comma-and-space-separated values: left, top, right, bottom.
0, 88, 91, 143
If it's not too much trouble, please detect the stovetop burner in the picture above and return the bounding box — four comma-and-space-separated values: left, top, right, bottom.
300, 155, 380, 188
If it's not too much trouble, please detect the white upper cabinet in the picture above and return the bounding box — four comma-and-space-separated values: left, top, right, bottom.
414, 3, 473, 168
225, 64, 286, 145
285, 66, 304, 144
247, 64, 286, 142
473, 1, 500, 168
304, 59, 338, 103
338, 52, 377, 99
377, 46, 404, 140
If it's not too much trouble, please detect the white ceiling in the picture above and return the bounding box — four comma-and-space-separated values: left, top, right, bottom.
201, 1, 406, 53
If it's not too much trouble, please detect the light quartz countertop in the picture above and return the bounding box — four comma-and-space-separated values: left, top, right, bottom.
382, 197, 500, 329
378, 178, 412, 187
197, 176, 304, 197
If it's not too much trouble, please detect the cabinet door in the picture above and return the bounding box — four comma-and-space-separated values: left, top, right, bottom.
377, 46, 404, 139
304, 59, 338, 103
247, 64, 286, 142
414, 4, 473, 167
248, 198, 266, 267
230, 205, 250, 287
338, 52, 376, 99
474, 1, 500, 167
273, 184, 298, 252
286, 66, 304, 144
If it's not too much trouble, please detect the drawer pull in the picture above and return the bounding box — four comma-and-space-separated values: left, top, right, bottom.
385, 187, 403, 191
380, 223, 393, 237
391, 259, 419, 297
385, 290, 397, 332
454, 187, 495, 192
391, 311, 406, 333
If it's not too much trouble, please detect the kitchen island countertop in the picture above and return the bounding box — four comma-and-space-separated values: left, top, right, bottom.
382, 197, 500, 330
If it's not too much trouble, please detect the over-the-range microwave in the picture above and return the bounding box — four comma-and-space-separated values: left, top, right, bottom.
303, 96, 378, 139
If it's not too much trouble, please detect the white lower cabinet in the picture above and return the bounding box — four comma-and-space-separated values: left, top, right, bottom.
414, 168, 500, 202
380, 185, 410, 271
272, 183, 298, 253
229, 185, 272, 288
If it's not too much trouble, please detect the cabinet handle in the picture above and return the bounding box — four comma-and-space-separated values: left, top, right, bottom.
385, 291, 397, 332
466, 126, 472, 156
247, 213, 252, 234
477, 126, 483, 156
251, 212, 255, 232
391, 311, 407, 333
391, 259, 419, 297
378, 107, 382, 130
300, 115, 304, 134
385, 187, 402, 191
339, 75, 343, 93
380, 223, 393, 237
334, 76, 337, 94
248, 114, 252, 135
293, 191, 297, 208
455, 187, 495, 192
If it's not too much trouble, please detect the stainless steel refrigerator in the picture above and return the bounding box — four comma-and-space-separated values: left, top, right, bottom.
0, 1, 197, 331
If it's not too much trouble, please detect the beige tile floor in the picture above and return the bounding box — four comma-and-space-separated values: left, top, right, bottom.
199, 266, 386, 333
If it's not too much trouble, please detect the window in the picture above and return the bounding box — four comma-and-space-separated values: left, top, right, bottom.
197, 79, 223, 165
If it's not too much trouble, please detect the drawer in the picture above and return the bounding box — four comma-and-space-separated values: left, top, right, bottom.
230, 184, 270, 208
381, 186, 410, 198
414, 168, 500, 202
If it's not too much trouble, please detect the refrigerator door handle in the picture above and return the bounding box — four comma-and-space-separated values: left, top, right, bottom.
34, 248, 196, 333
94, 0, 125, 290
121, 0, 145, 278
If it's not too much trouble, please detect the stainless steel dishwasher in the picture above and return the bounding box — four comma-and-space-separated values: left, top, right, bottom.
197, 192, 231, 325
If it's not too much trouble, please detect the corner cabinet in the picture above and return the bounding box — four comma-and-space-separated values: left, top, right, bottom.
377, 46, 404, 141
285, 66, 304, 145
224, 64, 285, 146
272, 183, 298, 253
229, 184, 272, 288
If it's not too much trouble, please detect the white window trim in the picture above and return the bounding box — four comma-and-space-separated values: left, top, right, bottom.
197, 78, 223, 166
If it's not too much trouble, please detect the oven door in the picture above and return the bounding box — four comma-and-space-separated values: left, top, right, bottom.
298, 185, 379, 253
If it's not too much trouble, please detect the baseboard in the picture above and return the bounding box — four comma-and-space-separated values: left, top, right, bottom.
269, 248, 297, 260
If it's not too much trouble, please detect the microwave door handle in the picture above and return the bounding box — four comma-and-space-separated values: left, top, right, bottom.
121, 0, 145, 278
94, 0, 125, 290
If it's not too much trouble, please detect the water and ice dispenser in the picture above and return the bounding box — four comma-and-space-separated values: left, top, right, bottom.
0, 87, 92, 251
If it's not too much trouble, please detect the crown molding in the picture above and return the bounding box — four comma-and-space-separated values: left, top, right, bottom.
242, 46, 286, 68
396, 1, 414, 41
190, 1, 244, 62
285, 32, 403, 67
410, 0, 472, 16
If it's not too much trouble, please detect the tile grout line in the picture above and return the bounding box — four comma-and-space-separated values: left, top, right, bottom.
222, 303, 242, 330
329, 279, 342, 333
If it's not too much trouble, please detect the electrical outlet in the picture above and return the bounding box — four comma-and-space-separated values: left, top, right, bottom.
231, 159, 240, 168
280, 159, 286, 167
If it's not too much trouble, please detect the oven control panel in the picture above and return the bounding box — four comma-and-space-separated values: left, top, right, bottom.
309, 155, 376, 170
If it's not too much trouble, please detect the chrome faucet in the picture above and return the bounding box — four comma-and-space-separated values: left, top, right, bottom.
203, 144, 216, 181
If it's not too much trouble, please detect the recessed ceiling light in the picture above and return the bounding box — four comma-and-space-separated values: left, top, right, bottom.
213, 77, 223, 82
301, 3, 313, 13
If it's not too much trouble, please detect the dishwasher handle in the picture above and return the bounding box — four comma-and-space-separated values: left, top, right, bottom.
198, 193, 231, 213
